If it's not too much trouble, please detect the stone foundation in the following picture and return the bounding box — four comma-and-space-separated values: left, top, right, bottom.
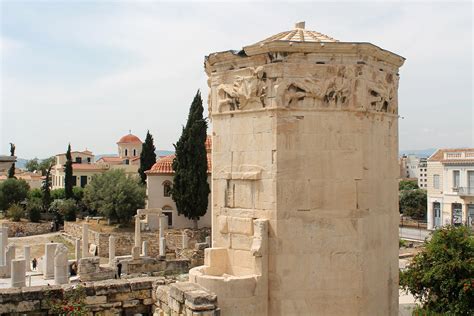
1, 221, 51, 237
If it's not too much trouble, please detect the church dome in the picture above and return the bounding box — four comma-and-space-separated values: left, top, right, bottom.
117, 133, 142, 144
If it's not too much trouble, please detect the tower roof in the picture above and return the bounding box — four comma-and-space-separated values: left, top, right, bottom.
117, 133, 142, 144
251, 22, 338, 46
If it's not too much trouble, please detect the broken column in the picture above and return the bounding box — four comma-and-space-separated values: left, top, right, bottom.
182, 234, 189, 249
0, 225, 8, 265
159, 214, 167, 238
135, 215, 141, 248
108, 235, 115, 266
75, 239, 81, 261
142, 240, 148, 257
10, 259, 26, 287
43, 243, 58, 279
159, 237, 166, 257
54, 244, 69, 285
82, 223, 89, 258
23, 246, 31, 272
4, 244, 15, 278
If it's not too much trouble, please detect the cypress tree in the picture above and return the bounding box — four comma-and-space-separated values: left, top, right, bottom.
138, 131, 157, 184
42, 163, 53, 211
7, 143, 15, 179
172, 90, 210, 229
64, 144, 74, 199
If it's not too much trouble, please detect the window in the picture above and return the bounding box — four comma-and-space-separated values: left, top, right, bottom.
433, 175, 440, 189
72, 176, 77, 187
75, 157, 82, 163
452, 203, 462, 225
163, 181, 172, 197
87, 157, 91, 163
125, 149, 128, 156
133, 149, 136, 156
162, 206, 173, 226
80, 176, 87, 188
453, 170, 460, 188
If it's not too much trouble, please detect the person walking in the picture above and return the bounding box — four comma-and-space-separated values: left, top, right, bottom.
116, 262, 122, 279
32, 258, 37, 271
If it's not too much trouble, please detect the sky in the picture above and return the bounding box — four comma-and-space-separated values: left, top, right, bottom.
0, 0, 472, 159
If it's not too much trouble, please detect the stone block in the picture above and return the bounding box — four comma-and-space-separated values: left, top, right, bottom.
155, 285, 170, 303
85, 295, 107, 305
228, 217, 253, 235
143, 298, 154, 305
184, 289, 217, 306
230, 234, 253, 250
130, 276, 155, 290
122, 299, 140, 308
21, 286, 45, 301
218, 216, 228, 233
94, 279, 131, 295
170, 282, 202, 303
0, 287, 22, 303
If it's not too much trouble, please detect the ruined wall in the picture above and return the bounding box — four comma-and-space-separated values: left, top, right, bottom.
2, 221, 51, 237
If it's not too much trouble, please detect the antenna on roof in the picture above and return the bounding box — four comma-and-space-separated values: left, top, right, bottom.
295, 21, 305, 29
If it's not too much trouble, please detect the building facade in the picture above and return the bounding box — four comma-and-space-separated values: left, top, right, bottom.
145, 137, 212, 229
51, 133, 142, 189
426, 148, 474, 230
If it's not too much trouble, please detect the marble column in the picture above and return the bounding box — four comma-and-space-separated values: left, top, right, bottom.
182, 234, 189, 249
109, 235, 115, 266
10, 259, 26, 287
134, 215, 141, 248
159, 237, 166, 257
4, 244, 15, 278
23, 246, 31, 272
0, 225, 8, 265
159, 215, 168, 238
75, 239, 81, 261
43, 243, 58, 279
82, 223, 89, 258
54, 244, 69, 285
131, 246, 140, 260
142, 240, 148, 257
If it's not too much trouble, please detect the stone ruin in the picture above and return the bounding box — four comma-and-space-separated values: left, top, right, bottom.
153, 22, 405, 316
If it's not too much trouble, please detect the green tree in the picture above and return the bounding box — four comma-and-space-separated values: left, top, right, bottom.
64, 144, 74, 199
51, 188, 66, 200
8, 143, 15, 179
42, 163, 53, 211
28, 188, 43, 200
7, 203, 24, 221
39, 156, 55, 175
399, 179, 419, 190
25, 158, 40, 172
138, 130, 157, 184
83, 169, 145, 223
172, 90, 210, 228
27, 198, 42, 222
56, 199, 79, 221
400, 226, 474, 315
399, 189, 427, 220
0, 178, 30, 210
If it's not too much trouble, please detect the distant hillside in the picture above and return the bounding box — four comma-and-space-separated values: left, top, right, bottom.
399, 148, 437, 158
15, 158, 28, 169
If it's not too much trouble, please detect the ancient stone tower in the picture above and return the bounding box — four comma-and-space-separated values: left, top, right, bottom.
189, 22, 405, 315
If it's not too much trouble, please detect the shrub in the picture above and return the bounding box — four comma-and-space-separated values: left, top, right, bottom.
7, 203, 24, 222
27, 198, 42, 222
28, 188, 43, 200
51, 188, 66, 200
0, 178, 30, 210
60, 199, 79, 221
400, 226, 474, 314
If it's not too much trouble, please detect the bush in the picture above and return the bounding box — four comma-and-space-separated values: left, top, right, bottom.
83, 170, 145, 223
7, 203, 24, 222
0, 178, 30, 210
400, 226, 474, 314
27, 198, 42, 222
399, 189, 427, 220
49, 199, 78, 221
51, 188, 66, 200
28, 188, 43, 200
399, 179, 419, 190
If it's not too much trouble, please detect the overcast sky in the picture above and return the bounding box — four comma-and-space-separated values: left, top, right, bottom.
1, 1, 472, 159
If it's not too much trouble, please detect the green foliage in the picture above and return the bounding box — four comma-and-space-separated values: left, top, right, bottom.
58, 199, 79, 221
138, 130, 157, 184
399, 189, 427, 220
51, 188, 66, 200
8, 143, 15, 178
399, 239, 407, 248
28, 188, 43, 200
44, 284, 87, 315
400, 226, 474, 315
25, 158, 40, 172
172, 90, 210, 227
39, 156, 55, 175
0, 178, 30, 210
7, 203, 24, 221
399, 179, 419, 190
72, 186, 84, 201
83, 169, 145, 223
42, 164, 53, 211
27, 198, 42, 222
64, 144, 74, 199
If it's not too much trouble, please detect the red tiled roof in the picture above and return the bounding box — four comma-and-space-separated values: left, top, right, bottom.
117, 133, 142, 144
429, 148, 474, 162
146, 154, 212, 175
72, 164, 106, 171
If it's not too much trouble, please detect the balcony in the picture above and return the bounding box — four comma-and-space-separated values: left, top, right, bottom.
457, 187, 474, 197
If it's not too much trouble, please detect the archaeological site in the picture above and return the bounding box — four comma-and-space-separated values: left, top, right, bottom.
0, 22, 404, 316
